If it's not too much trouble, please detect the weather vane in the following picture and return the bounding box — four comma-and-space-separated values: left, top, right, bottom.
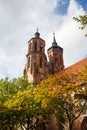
53, 32, 55, 37
36, 27, 39, 32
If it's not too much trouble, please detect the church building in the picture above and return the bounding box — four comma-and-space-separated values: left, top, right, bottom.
23, 30, 87, 130
24, 30, 64, 84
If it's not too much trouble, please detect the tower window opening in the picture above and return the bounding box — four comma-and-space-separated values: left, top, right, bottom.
59, 54, 61, 64
40, 44, 44, 51
44, 58, 47, 66
49, 55, 51, 60
51, 62, 54, 74
40, 57, 42, 68
40, 46, 42, 51
29, 43, 31, 52
34, 41, 37, 51
31, 65, 32, 74
55, 58, 57, 63
27, 57, 30, 68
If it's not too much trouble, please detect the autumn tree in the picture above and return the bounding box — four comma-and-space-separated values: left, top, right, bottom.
51, 67, 87, 130
4, 83, 54, 130
0, 66, 87, 130
0, 76, 33, 130
37, 67, 87, 130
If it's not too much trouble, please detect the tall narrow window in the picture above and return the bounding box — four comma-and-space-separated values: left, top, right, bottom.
29, 43, 31, 52
40, 57, 42, 68
40, 44, 43, 51
28, 57, 30, 68
44, 57, 47, 66
59, 54, 61, 64
34, 41, 37, 51
51, 63, 54, 74
55, 58, 57, 63
31, 65, 32, 74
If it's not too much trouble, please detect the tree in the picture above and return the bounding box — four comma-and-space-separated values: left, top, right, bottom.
0, 76, 53, 130
37, 66, 87, 130
73, 13, 87, 36
0, 67, 87, 130
4, 84, 52, 130
51, 67, 87, 130
0, 76, 34, 130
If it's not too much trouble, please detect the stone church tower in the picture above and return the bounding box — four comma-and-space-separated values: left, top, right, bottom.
47, 33, 64, 74
24, 30, 64, 84
24, 30, 49, 84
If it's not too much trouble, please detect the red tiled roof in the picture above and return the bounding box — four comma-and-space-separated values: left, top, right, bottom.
65, 58, 87, 72
54, 58, 87, 86
55, 58, 87, 76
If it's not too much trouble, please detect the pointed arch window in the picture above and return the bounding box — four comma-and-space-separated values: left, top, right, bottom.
29, 43, 31, 52
28, 57, 30, 68
40, 57, 42, 68
31, 65, 32, 74
44, 57, 47, 66
40, 44, 43, 52
59, 54, 61, 64
34, 41, 37, 51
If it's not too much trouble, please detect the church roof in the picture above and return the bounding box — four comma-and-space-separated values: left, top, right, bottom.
34, 29, 40, 38
65, 58, 87, 72
28, 30, 45, 43
55, 58, 87, 78
47, 45, 63, 52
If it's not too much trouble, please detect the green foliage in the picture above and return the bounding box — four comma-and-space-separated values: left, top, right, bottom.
0, 67, 87, 130
36, 67, 87, 130
73, 13, 87, 36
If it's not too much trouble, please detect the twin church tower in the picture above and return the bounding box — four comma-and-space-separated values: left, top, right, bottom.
24, 30, 64, 84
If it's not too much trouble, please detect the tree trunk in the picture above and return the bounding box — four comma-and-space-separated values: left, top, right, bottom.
69, 121, 73, 130
43, 122, 46, 130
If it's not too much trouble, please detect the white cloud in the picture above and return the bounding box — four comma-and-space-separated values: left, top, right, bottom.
0, 0, 87, 78
46, 0, 87, 67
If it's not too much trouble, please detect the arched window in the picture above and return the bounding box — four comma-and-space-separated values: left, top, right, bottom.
55, 58, 57, 63
31, 65, 32, 74
29, 43, 31, 52
28, 57, 30, 68
44, 57, 47, 66
51, 63, 54, 74
40, 57, 42, 68
40, 44, 43, 51
34, 41, 37, 51
49, 55, 52, 60
59, 54, 61, 64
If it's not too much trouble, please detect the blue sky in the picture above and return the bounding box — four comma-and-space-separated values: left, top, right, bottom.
0, 0, 87, 79
55, 0, 87, 15
55, 0, 70, 14
77, 0, 87, 11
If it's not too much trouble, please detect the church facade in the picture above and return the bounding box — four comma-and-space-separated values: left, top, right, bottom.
24, 30, 64, 84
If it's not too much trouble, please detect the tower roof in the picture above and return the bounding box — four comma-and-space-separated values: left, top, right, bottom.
28, 29, 45, 43
52, 33, 57, 46
47, 32, 63, 53
34, 28, 40, 38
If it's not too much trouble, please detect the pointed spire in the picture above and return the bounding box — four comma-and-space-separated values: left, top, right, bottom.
53, 32, 56, 42
52, 32, 57, 46
36, 27, 39, 32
